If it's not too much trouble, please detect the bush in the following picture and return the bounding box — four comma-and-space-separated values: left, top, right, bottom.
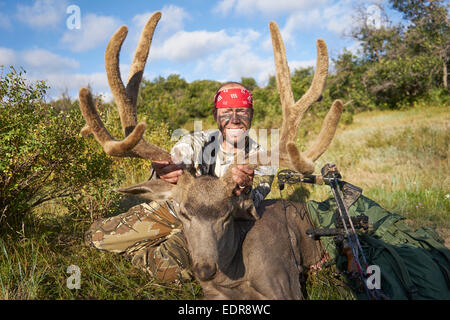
0, 67, 117, 230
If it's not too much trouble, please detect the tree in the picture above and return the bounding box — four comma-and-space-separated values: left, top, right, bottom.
341, 0, 449, 108
390, 0, 449, 88
240, 77, 258, 91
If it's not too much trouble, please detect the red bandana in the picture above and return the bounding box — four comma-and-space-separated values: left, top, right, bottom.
214, 88, 253, 109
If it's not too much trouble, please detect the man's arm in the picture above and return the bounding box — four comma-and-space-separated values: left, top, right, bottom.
150, 130, 205, 183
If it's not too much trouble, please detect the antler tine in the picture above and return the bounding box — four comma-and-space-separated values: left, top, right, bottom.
78, 88, 145, 157
293, 39, 329, 124
80, 11, 171, 162
105, 25, 135, 135
269, 21, 343, 174
304, 99, 343, 162
126, 11, 162, 107
269, 22, 295, 115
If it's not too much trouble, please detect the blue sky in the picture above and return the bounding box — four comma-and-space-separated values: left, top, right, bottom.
0, 0, 400, 100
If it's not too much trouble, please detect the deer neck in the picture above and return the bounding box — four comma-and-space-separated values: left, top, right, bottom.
217, 219, 253, 281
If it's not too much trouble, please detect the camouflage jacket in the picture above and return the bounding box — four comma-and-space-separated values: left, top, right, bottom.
151, 129, 276, 209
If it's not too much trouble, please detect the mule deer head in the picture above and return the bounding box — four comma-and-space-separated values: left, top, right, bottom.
78, 12, 343, 282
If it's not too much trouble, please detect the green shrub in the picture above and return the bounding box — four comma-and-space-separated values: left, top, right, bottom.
0, 68, 117, 230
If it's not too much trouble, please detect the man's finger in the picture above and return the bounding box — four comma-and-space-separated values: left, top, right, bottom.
161, 169, 183, 179
163, 176, 179, 184
232, 175, 243, 185
152, 161, 170, 169
233, 168, 253, 180
160, 169, 183, 184
235, 165, 254, 176
232, 174, 250, 187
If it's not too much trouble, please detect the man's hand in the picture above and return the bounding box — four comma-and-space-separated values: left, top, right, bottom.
152, 160, 183, 184
232, 165, 254, 196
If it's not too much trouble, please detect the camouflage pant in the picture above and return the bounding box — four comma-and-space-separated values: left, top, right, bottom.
85, 201, 193, 282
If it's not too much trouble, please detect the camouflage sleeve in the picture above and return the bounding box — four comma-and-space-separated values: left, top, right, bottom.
250, 166, 276, 209
148, 131, 207, 180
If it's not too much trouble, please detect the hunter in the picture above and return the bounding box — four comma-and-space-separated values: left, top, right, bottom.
85, 82, 276, 282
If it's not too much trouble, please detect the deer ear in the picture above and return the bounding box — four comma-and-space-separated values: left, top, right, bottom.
115, 179, 178, 202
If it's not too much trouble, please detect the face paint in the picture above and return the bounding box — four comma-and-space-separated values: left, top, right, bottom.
217, 108, 252, 129
216, 108, 252, 146
217, 113, 233, 127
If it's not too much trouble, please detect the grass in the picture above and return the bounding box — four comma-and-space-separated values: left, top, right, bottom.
1, 102, 448, 300
0, 213, 203, 300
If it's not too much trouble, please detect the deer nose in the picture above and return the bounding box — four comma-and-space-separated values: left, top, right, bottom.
193, 263, 217, 281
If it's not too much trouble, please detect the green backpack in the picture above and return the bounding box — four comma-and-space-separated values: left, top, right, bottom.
307, 195, 450, 300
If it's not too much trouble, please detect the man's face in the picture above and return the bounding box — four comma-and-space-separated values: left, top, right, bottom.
215, 107, 253, 145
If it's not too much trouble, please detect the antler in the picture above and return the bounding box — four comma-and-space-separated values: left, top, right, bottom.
78, 11, 171, 161
269, 21, 343, 175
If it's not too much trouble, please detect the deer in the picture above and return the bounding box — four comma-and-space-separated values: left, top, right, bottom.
78, 11, 344, 300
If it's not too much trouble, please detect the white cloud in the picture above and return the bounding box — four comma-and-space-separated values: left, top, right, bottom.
151, 30, 233, 62
132, 12, 154, 31
33, 71, 109, 98
211, 46, 274, 85
149, 25, 284, 85
37, 63, 133, 101
0, 47, 17, 66
282, 10, 322, 42
133, 5, 190, 37
21, 49, 79, 71
0, 46, 107, 101
213, 0, 326, 16
322, 1, 355, 35
16, 0, 68, 28
151, 28, 261, 62
202, 45, 316, 86
192, 31, 272, 85
263, 1, 355, 49
288, 59, 316, 71
0, 47, 81, 72
127, 5, 191, 63
60, 13, 122, 52
214, 0, 355, 37
212, 0, 236, 15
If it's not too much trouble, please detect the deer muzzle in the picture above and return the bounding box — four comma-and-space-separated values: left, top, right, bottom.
193, 262, 217, 281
